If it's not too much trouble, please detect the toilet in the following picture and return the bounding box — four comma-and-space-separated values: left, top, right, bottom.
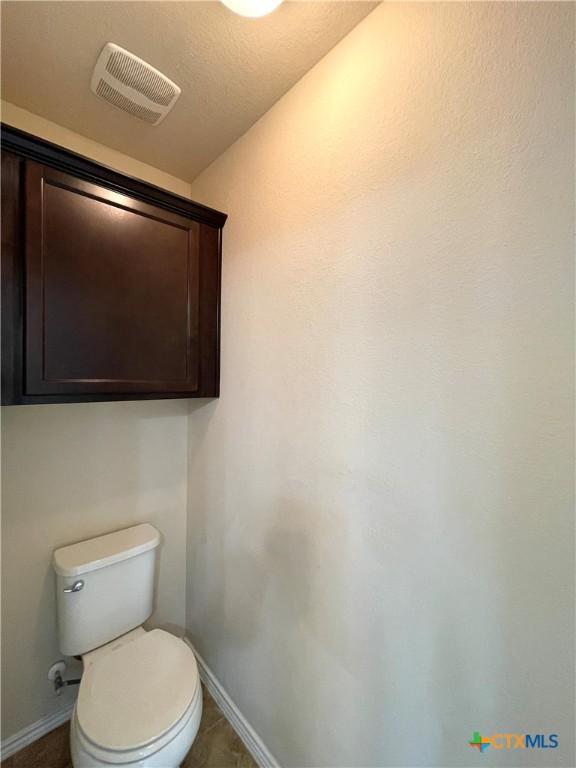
53, 524, 202, 768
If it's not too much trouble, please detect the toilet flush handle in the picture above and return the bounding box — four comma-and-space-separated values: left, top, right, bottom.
63, 580, 84, 593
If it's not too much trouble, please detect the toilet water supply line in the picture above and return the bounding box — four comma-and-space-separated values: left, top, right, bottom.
49, 662, 82, 696
53, 671, 82, 696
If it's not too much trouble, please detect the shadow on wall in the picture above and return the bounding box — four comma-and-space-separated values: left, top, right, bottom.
185, 215, 574, 765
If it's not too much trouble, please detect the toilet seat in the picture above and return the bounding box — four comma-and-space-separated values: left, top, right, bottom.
73, 687, 202, 766
76, 629, 200, 757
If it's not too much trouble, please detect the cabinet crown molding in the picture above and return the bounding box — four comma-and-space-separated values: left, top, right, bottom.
0, 124, 227, 229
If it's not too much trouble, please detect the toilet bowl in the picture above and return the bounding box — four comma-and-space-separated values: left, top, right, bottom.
53, 524, 203, 768
69, 628, 202, 768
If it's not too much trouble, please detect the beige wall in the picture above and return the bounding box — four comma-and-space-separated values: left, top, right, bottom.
1, 102, 191, 197
187, 3, 574, 767
0, 107, 191, 738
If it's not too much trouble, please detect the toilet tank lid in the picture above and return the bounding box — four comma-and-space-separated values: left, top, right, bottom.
53, 524, 160, 577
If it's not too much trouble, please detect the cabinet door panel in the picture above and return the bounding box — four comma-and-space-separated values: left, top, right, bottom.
24, 163, 200, 395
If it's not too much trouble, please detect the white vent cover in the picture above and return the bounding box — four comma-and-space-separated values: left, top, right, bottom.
91, 43, 181, 126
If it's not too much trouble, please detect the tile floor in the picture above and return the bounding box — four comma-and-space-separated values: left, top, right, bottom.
1, 687, 258, 768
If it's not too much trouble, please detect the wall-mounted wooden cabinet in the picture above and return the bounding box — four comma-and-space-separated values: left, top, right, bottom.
1, 126, 226, 405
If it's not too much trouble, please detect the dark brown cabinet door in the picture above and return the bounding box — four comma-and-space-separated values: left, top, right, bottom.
1, 126, 225, 405
25, 162, 200, 396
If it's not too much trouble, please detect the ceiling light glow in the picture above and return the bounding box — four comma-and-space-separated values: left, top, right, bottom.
220, 0, 284, 18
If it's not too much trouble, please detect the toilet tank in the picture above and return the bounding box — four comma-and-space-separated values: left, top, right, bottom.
53, 524, 160, 656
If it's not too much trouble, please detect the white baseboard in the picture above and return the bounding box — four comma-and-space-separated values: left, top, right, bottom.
1, 701, 74, 761
185, 637, 280, 768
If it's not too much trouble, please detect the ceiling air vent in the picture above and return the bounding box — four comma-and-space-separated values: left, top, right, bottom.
91, 43, 181, 126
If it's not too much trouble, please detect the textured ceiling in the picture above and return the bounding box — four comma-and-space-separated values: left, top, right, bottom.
1, 1, 377, 180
